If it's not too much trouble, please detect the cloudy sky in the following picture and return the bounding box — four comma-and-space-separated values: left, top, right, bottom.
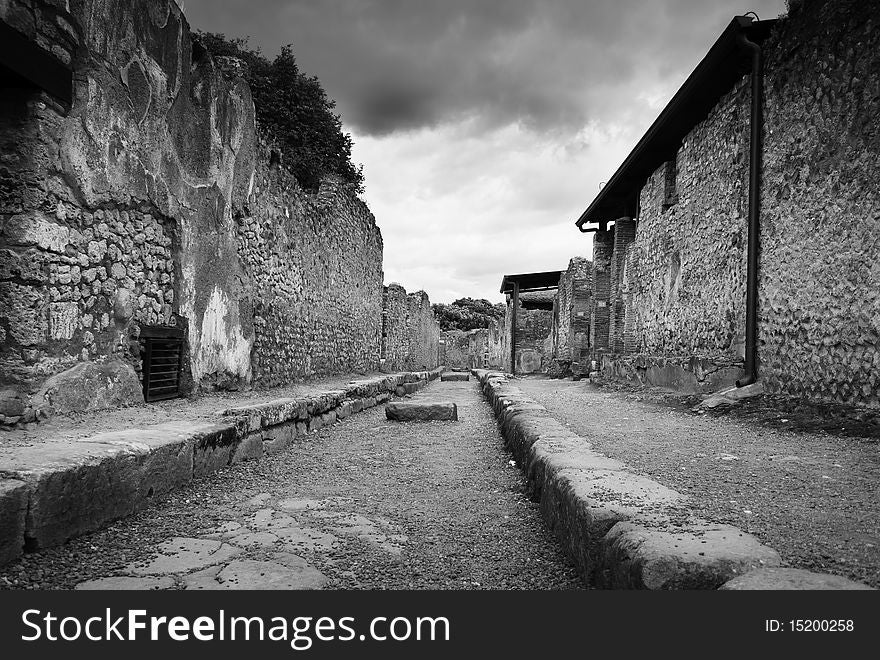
184, 0, 786, 303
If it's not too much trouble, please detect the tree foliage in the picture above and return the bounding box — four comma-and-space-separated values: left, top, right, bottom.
197, 32, 364, 193
433, 298, 506, 332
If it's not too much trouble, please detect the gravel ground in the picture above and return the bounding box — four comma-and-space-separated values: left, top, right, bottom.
515, 376, 880, 588
0, 379, 584, 590
0, 372, 386, 449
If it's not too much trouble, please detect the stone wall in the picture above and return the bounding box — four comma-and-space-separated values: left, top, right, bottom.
0, 0, 391, 422
440, 323, 504, 371
381, 284, 440, 372
614, 74, 751, 392
238, 142, 383, 388
588, 0, 880, 406
2, 0, 254, 420
546, 257, 592, 377
501, 295, 553, 374
758, 0, 880, 406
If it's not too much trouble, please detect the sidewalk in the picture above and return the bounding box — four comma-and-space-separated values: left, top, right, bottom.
0, 368, 443, 566
473, 370, 876, 589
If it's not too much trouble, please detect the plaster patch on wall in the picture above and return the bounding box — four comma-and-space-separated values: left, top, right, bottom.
192, 284, 252, 383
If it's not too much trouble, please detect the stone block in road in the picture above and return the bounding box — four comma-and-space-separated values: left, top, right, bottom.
441, 372, 470, 382
386, 402, 458, 422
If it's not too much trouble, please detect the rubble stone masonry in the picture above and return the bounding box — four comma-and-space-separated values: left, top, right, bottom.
381, 284, 440, 373
547, 257, 592, 376
0, 0, 432, 422
598, 0, 879, 406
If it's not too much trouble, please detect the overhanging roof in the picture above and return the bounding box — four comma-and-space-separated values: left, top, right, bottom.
499, 271, 562, 294
575, 15, 776, 229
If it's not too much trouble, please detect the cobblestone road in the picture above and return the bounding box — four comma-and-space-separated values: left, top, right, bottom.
0, 378, 584, 590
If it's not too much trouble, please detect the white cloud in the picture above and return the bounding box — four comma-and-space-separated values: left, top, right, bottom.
352, 116, 640, 303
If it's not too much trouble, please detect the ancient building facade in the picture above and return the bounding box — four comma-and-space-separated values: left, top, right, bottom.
500, 292, 553, 374
440, 322, 504, 371
545, 257, 592, 377
578, 0, 880, 406
381, 284, 441, 373
0, 0, 436, 424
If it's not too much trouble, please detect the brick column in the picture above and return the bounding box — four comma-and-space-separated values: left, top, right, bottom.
590, 229, 614, 357
609, 217, 637, 354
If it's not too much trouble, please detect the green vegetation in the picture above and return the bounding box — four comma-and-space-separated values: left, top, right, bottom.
197, 33, 364, 193
433, 298, 506, 332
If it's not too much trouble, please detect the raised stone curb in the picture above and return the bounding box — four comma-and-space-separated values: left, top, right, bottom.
471, 369, 871, 590
719, 567, 874, 590
386, 401, 458, 421
0, 479, 27, 564
0, 368, 442, 566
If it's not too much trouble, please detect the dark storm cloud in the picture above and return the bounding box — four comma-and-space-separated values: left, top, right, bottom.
183, 0, 785, 136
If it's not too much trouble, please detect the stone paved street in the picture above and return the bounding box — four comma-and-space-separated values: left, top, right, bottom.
0, 379, 584, 590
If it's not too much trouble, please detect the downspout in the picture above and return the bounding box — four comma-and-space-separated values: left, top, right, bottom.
735, 23, 763, 388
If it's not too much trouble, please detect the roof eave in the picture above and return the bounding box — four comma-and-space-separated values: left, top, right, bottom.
575, 16, 777, 230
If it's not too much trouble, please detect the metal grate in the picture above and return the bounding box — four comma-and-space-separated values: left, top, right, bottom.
142, 336, 183, 402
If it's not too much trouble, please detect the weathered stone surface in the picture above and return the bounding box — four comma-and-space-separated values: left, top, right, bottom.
192, 424, 239, 477
697, 382, 765, 410
0, 389, 26, 417
599, 522, 781, 590
719, 567, 874, 591
231, 434, 263, 464
33, 360, 144, 415
386, 401, 458, 422
382, 284, 440, 373
441, 372, 470, 381
262, 424, 296, 454
0, 421, 218, 551
127, 537, 241, 576
473, 368, 786, 590
0, 479, 28, 565
182, 554, 326, 590
75, 576, 175, 590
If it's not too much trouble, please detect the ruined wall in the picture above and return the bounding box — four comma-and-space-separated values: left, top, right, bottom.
546, 257, 591, 376
501, 295, 553, 374
1, 0, 257, 420
238, 144, 383, 388
0, 0, 388, 422
595, 0, 880, 406
381, 284, 440, 372
440, 323, 503, 370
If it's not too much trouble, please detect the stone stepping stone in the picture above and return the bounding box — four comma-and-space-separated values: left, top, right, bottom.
441, 372, 470, 382
386, 402, 458, 421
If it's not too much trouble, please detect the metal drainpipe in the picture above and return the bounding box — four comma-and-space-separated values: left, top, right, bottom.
735, 25, 763, 388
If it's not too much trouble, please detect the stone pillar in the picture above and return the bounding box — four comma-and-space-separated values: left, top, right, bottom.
590, 229, 614, 358
609, 217, 637, 354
